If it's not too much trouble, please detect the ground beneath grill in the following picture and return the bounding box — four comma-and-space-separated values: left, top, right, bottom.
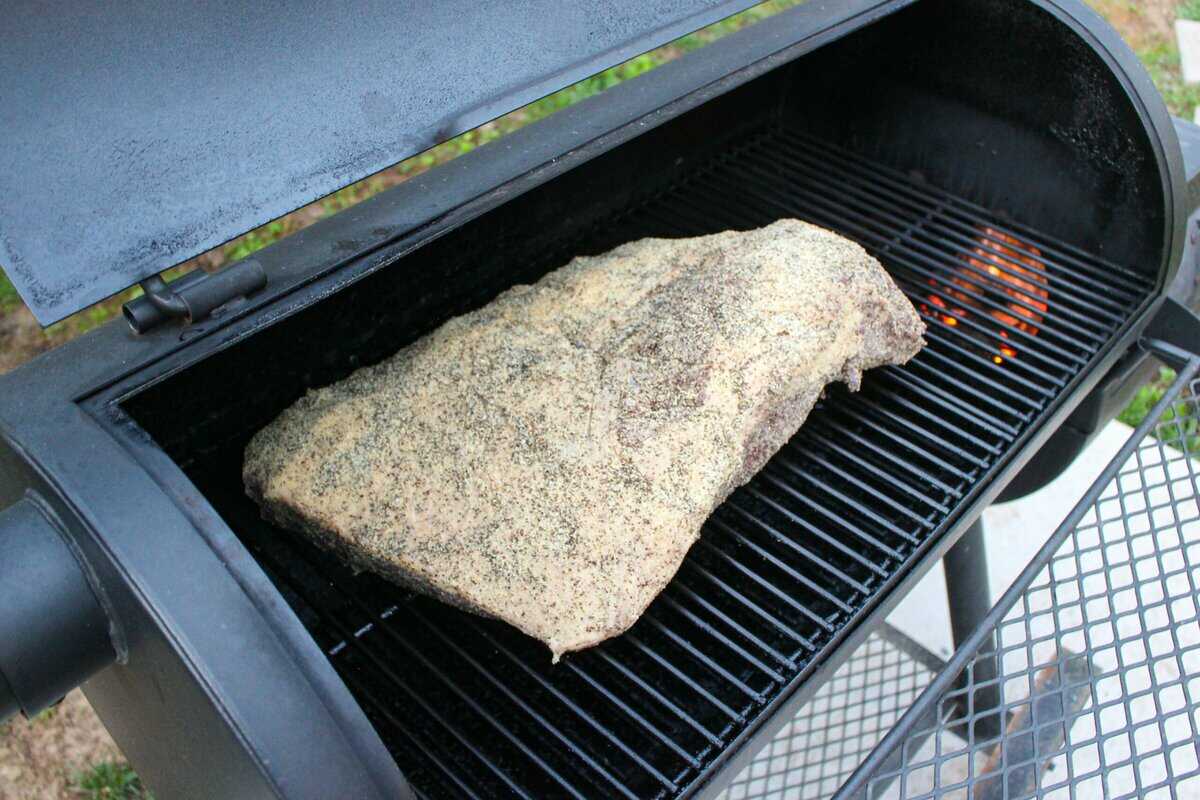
0, 692, 122, 800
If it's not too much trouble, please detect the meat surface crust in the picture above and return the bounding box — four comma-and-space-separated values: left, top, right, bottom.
243, 220, 925, 659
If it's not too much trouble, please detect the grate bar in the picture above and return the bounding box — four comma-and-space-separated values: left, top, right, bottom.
773, 450, 933, 534
248, 544, 542, 799
743, 147, 1121, 340
957, 211, 1146, 300
625, 634, 749, 722
917, 326, 1057, 398
681, 562, 818, 654
468, 620, 689, 786
339, 670, 489, 800
909, 345, 1043, 412
314, 599, 543, 797
900, 288, 1073, 379
557, 655, 710, 764
306, 572, 589, 797
406, 607, 649, 799
666, 584, 799, 670
770, 458, 926, 542
362, 620, 592, 800
808, 416, 964, 497
266, 534, 601, 799
645, 613, 775, 697
727, 495, 879, 588
759, 467, 911, 554
594, 648, 730, 742
724, 152, 1121, 340
788, 130, 1148, 300
745, 482, 899, 570
796, 430, 951, 514
877, 368, 1019, 440
699, 528, 849, 622
864, 388, 1005, 455
898, 255, 1102, 354
770, 142, 1132, 329
827, 403, 979, 481
890, 359, 1030, 426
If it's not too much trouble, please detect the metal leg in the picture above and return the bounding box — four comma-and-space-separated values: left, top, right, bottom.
943, 516, 1002, 740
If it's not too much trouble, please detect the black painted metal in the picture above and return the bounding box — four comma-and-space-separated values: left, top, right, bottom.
123, 260, 267, 333
0, 0, 780, 325
837, 346, 1200, 799
0, 495, 115, 721
943, 518, 1001, 740
141, 132, 1153, 799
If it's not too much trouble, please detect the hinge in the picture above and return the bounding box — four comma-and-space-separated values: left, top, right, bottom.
1139, 297, 1200, 370
122, 259, 266, 334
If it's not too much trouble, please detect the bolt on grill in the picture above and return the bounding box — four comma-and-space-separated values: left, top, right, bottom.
195, 125, 1154, 799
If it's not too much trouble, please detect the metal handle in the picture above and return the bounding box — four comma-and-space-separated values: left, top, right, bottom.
123, 258, 267, 333
0, 496, 116, 722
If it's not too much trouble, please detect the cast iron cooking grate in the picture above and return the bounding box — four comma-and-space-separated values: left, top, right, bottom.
209, 127, 1154, 799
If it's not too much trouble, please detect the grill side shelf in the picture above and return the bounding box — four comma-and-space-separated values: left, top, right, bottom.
834, 340, 1200, 799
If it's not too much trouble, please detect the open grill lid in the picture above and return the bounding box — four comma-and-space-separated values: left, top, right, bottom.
0, 0, 759, 325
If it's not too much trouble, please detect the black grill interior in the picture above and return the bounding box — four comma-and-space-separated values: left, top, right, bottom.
126, 118, 1152, 798
120, 2, 1170, 792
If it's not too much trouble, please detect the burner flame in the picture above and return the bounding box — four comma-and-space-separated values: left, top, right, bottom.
919, 226, 1049, 365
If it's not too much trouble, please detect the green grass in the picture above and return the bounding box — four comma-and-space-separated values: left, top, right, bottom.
0, 268, 18, 313
1137, 42, 1200, 116
1118, 366, 1200, 452
1180, 0, 1200, 23
32, 705, 58, 723
72, 762, 153, 800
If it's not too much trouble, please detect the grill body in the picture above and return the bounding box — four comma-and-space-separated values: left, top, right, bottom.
0, 1, 1191, 798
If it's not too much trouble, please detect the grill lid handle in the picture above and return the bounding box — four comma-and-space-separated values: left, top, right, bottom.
0, 495, 116, 722
122, 258, 267, 334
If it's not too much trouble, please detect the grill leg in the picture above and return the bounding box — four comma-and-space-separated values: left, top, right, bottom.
943, 517, 1002, 741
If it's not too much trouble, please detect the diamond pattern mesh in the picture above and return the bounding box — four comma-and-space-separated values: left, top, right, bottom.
720, 630, 939, 800
843, 370, 1200, 799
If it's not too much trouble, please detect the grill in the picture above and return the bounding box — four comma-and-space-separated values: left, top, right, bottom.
837, 350, 1200, 800
0, 1, 1192, 797
174, 128, 1153, 799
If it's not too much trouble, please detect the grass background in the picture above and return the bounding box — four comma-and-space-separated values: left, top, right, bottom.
0, 1, 1192, 796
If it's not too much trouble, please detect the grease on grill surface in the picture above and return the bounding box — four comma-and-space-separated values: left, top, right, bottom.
243, 219, 925, 660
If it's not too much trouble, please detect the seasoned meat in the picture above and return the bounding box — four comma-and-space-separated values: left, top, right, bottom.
243, 219, 925, 660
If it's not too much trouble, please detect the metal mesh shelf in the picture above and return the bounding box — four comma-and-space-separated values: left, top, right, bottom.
828, 342, 1200, 800
720, 626, 945, 800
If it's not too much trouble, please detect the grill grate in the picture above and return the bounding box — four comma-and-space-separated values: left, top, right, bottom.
208, 127, 1153, 799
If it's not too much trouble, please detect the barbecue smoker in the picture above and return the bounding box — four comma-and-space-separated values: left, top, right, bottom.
3, 1, 1200, 798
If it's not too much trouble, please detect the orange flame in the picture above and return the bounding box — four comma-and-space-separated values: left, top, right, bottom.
921, 227, 1049, 365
